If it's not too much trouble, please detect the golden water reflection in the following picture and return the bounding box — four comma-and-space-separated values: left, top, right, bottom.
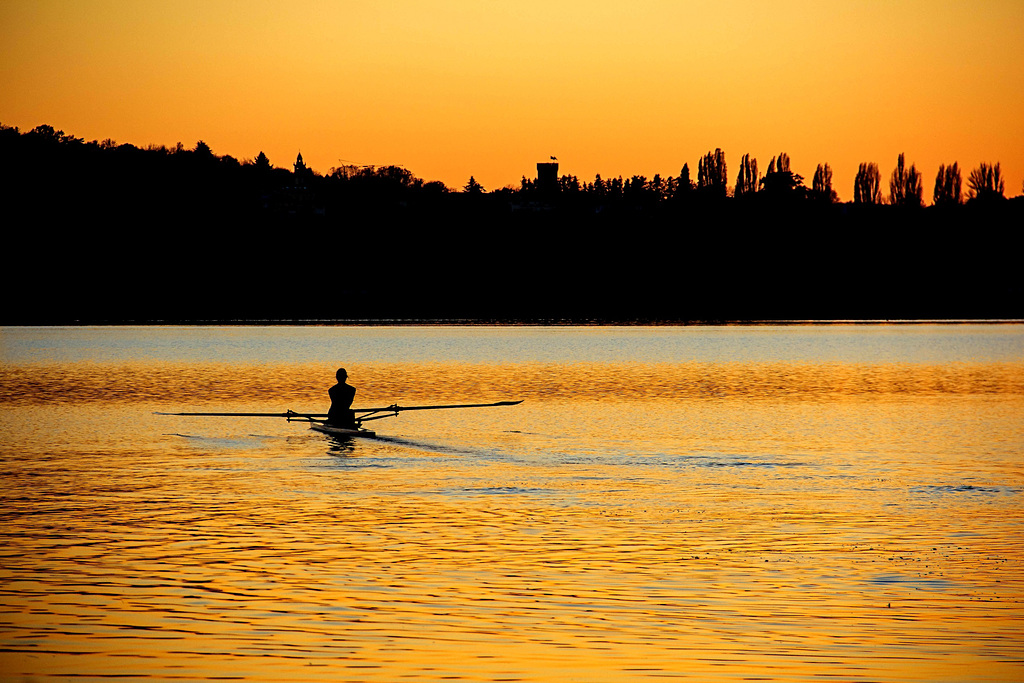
1, 359, 1022, 681
3, 360, 1023, 406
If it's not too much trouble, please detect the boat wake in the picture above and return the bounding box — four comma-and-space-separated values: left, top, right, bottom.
361, 434, 528, 463
166, 433, 272, 449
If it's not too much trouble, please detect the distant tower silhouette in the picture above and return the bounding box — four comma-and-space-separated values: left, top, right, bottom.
294, 152, 312, 188
537, 161, 558, 193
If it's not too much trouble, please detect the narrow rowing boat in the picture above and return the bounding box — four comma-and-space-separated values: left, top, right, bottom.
308, 423, 377, 438
156, 401, 521, 440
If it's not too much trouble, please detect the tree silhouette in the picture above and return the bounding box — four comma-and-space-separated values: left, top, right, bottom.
734, 154, 758, 198
26, 124, 83, 145
759, 153, 804, 197
697, 149, 727, 198
377, 165, 414, 187
932, 163, 962, 206
660, 173, 678, 201
811, 163, 836, 202
464, 176, 484, 194
674, 164, 693, 199
966, 162, 1005, 202
624, 175, 647, 203
648, 173, 665, 201
888, 153, 923, 207
422, 180, 449, 195
854, 163, 882, 204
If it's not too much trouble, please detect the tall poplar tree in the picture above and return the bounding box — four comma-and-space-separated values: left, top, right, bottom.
734, 154, 758, 198
812, 163, 834, 202
760, 152, 803, 196
697, 149, 727, 198
854, 163, 882, 204
967, 162, 1005, 201
932, 163, 962, 206
888, 153, 923, 207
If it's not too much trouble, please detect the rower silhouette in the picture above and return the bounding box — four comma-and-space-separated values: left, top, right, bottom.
328, 368, 357, 428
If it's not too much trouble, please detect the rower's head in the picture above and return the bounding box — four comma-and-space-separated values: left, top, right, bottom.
336, 368, 348, 382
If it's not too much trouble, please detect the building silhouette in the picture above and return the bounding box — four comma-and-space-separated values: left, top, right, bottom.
293, 152, 312, 188
537, 161, 558, 193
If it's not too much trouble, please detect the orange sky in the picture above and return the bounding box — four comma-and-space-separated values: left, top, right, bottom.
2, 1, 1022, 200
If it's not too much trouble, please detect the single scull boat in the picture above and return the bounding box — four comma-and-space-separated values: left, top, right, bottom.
156, 400, 523, 439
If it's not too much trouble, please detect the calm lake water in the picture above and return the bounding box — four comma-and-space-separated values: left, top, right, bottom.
1, 325, 1022, 682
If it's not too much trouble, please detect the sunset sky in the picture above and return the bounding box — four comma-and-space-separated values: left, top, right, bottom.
2, 1, 1022, 200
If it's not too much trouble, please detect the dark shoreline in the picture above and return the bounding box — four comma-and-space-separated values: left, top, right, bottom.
5, 125, 1022, 325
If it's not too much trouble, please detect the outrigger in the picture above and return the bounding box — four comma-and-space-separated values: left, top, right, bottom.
156, 400, 523, 439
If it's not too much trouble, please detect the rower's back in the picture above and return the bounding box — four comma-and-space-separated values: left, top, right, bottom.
328, 368, 357, 428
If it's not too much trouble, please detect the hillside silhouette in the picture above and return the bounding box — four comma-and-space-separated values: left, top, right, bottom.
2, 124, 1021, 324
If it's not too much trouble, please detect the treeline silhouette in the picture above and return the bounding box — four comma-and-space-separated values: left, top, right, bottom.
2, 124, 1021, 323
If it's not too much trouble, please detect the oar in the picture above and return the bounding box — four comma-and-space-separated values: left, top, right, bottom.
154, 410, 328, 418
355, 400, 523, 413
155, 401, 522, 418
